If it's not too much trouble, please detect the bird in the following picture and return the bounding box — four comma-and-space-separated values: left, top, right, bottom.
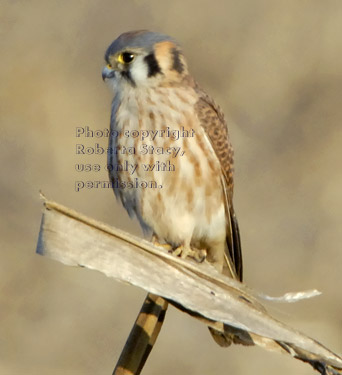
101, 32, 342, 375
102, 30, 243, 368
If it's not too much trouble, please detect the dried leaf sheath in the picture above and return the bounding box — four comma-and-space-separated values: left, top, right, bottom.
37, 199, 342, 374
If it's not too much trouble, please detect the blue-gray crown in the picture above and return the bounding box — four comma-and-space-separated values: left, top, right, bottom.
104, 30, 178, 61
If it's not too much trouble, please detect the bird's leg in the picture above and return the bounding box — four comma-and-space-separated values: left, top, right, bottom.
152, 235, 206, 263
151, 234, 173, 251
173, 243, 207, 263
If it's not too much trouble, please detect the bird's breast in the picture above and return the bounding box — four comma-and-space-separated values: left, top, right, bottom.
108, 86, 224, 241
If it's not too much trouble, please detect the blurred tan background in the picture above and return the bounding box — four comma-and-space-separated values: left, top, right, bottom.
1, 0, 341, 374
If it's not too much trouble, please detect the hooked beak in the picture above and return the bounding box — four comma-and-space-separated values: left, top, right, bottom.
102, 65, 115, 81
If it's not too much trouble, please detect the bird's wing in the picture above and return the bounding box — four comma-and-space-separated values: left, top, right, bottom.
194, 85, 243, 281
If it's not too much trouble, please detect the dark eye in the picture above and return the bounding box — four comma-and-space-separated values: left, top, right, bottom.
120, 52, 135, 64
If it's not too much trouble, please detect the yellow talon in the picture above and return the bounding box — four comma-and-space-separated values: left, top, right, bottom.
152, 235, 207, 263
152, 235, 173, 251
172, 246, 207, 263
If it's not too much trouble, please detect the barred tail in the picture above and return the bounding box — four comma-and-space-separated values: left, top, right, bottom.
113, 293, 168, 375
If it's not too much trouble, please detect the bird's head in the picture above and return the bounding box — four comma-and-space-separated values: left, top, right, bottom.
102, 30, 189, 90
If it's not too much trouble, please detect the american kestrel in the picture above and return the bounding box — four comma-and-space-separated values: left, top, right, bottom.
102, 30, 242, 347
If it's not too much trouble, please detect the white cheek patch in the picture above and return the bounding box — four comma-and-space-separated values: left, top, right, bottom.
129, 55, 148, 85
